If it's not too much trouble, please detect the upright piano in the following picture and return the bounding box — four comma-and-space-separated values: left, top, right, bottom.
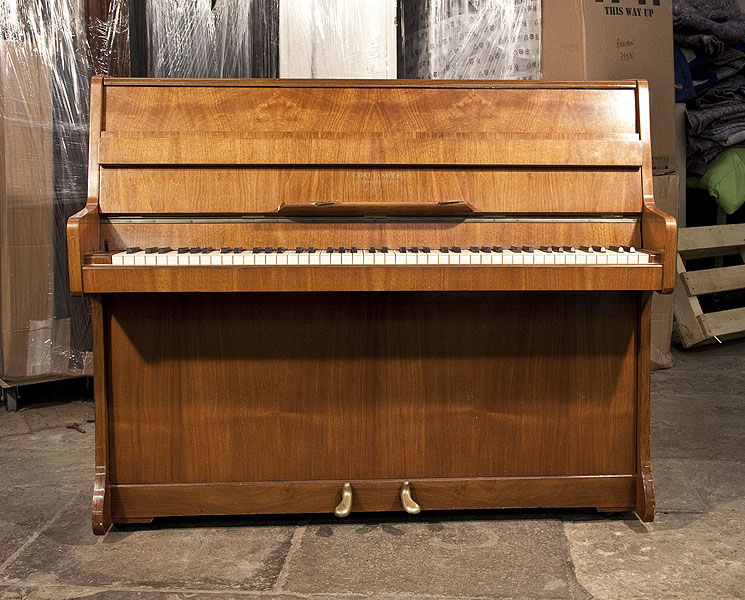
68, 78, 676, 534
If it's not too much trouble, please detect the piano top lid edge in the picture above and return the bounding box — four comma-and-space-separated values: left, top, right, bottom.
99, 77, 643, 90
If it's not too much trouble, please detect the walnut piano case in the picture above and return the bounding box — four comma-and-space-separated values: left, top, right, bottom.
68, 78, 676, 534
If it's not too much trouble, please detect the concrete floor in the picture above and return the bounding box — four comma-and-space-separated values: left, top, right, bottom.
0, 342, 743, 600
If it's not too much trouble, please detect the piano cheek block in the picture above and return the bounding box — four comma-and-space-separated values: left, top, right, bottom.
73, 78, 671, 532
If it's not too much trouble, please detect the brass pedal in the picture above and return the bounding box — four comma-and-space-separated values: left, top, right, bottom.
399, 481, 421, 514
334, 482, 353, 518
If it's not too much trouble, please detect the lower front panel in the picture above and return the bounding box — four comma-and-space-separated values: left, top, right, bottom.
104, 291, 639, 493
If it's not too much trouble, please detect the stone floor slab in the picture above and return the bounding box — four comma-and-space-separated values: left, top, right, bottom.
0, 428, 93, 490
280, 514, 587, 599
0, 490, 296, 594
0, 412, 30, 437
0, 585, 307, 599
20, 401, 94, 434
565, 505, 745, 600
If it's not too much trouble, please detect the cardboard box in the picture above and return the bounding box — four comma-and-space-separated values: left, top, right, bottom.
542, 0, 676, 174
651, 172, 679, 370
0, 41, 55, 380
279, 0, 397, 78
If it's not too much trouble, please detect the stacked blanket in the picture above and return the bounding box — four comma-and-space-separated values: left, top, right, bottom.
674, 0, 745, 175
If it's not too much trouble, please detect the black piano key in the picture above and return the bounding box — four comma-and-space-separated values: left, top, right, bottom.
592, 245, 606, 252
452, 246, 462, 253
158, 247, 172, 254
338, 247, 345, 254
399, 246, 407, 253
276, 247, 286, 254
220, 247, 231, 254
510, 246, 522, 253
145, 247, 158, 254
480, 246, 492, 253
470, 246, 480, 253
308, 247, 316, 253
295, 247, 305, 253
265, 247, 274, 253
381, 247, 389, 253
369, 247, 376, 253
326, 247, 334, 253
251, 247, 260, 253
492, 246, 503, 253
410, 247, 419, 253
540, 246, 553, 253
551, 246, 564, 253
562, 246, 576, 253
522, 246, 535, 253
350, 247, 357, 253
233, 247, 245, 253
609, 245, 625, 252
201, 247, 214, 254
440, 247, 450, 253
580, 246, 594, 253
190, 247, 201, 254
127, 247, 142, 254
423, 247, 431, 253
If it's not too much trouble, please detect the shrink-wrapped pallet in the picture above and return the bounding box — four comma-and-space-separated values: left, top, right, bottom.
145, 0, 278, 78
399, 0, 541, 80
0, 0, 104, 382
279, 0, 397, 78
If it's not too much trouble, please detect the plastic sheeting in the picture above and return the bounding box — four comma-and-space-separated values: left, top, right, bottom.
145, 0, 278, 78
279, 0, 397, 78
0, 0, 120, 380
399, 0, 541, 80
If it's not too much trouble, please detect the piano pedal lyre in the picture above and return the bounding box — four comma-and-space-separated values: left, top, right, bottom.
399, 481, 421, 514
334, 482, 353, 518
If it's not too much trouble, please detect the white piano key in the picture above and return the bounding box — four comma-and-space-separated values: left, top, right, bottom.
532, 250, 545, 265
145, 252, 158, 266
298, 252, 310, 265
330, 252, 342, 265
363, 251, 375, 265
287, 252, 300, 265
384, 251, 396, 265
574, 251, 588, 265
638, 251, 650, 264
112, 252, 126, 265
166, 252, 179, 265
490, 252, 503, 265
309, 252, 321, 265
353, 251, 364, 265
416, 252, 428, 265
320, 252, 332, 265
373, 252, 386, 265
406, 252, 417, 265
265, 252, 278, 265
276, 251, 289, 265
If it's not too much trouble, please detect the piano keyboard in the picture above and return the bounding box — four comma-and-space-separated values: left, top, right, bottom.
111, 246, 651, 266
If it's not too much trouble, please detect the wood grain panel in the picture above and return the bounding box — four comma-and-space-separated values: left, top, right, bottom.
106, 292, 638, 484
99, 167, 643, 215
82, 264, 663, 293
110, 476, 637, 520
99, 220, 644, 252
98, 135, 642, 168
102, 86, 639, 135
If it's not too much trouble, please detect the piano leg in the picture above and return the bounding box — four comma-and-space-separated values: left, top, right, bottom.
635, 291, 656, 522
91, 296, 112, 535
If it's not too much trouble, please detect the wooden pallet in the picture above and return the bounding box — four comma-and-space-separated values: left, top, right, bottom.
674, 224, 745, 347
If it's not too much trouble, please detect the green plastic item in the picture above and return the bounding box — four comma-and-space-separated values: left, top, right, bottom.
689, 148, 745, 215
